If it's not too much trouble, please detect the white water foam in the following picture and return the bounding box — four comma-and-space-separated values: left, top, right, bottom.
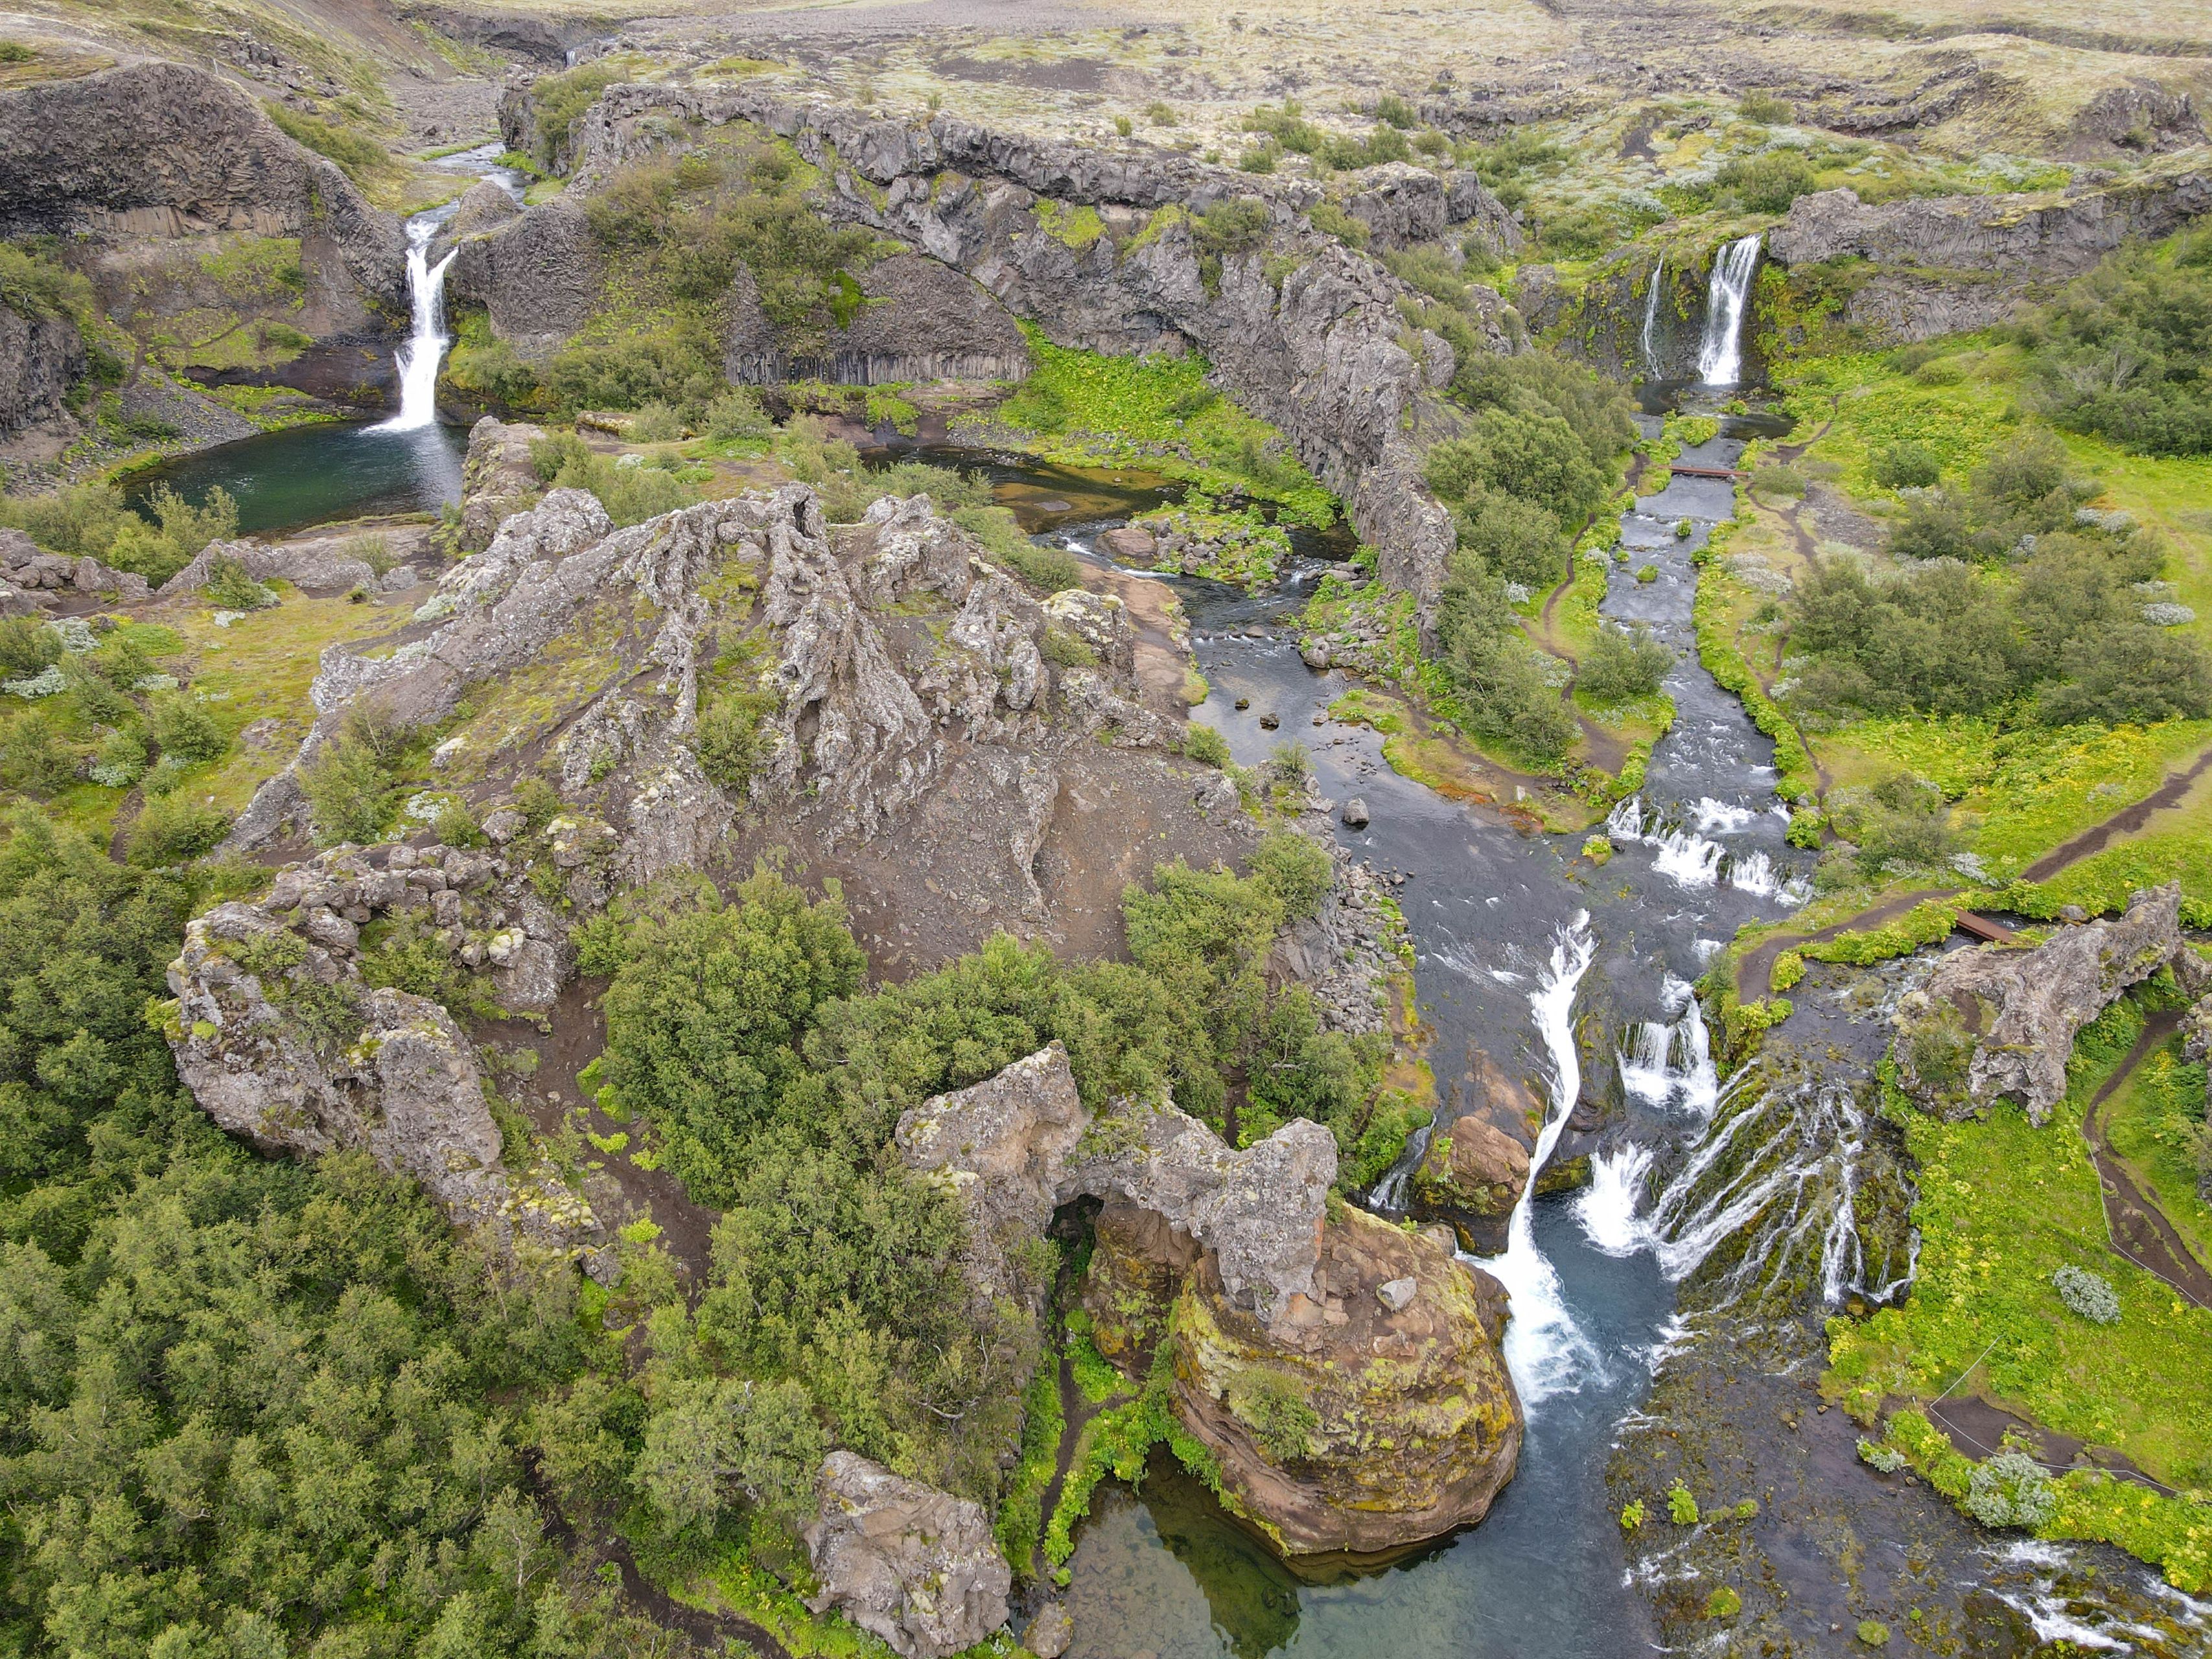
1640, 255, 1666, 375
1695, 234, 1761, 386
375, 215, 459, 434
1618, 977, 1719, 1117
1607, 793, 1808, 905
1470, 914, 1607, 1406
1576, 1143, 1656, 1256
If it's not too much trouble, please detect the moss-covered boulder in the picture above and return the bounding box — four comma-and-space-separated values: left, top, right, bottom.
1408, 1112, 1528, 1253
1167, 1205, 1521, 1559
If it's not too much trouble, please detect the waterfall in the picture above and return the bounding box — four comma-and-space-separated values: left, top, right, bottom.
1639, 256, 1665, 377
374, 214, 458, 434
1694, 234, 1761, 386
1471, 913, 1605, 1406
1617, 975, 1718, 1118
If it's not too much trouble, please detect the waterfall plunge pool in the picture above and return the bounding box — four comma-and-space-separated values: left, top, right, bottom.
121, 420, 470, 537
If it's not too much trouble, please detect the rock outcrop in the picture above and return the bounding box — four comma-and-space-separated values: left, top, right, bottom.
725, 250, 1031, 386
1169, 1203, 1522, 1557
1410, 1111, 1531, 1255
1059, 1100, 1336, 1325
804, 1452, 1012, 1659
163, 852, 605, 1271
0, 60, 403, 325
1893, 885, 2185, 1122
160, 535, 419, 597
474, 77, 1487, 623
0, 528, 148, 602
896, 1042, 1088, 1308
0, 302, 85, 439
1768, 172, 2212, 342
458, 415, 546, 548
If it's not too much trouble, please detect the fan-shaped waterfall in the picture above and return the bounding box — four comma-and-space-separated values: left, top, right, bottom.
374, 215, 459, 434
1695, 234, 1761, 386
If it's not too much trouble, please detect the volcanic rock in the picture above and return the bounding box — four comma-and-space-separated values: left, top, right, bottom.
1893, 884, 2183, 1122
1409, 1110, 1531, 1255
804, 1452, 1011, 1659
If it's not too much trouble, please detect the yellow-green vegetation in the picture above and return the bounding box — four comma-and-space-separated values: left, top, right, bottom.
1797, 898, 1961, 966
1828, 996, 2212, 1588
2098, 1030, 2212, 1275
986, 327, 1335, 526
994, 1341, 1065, 1574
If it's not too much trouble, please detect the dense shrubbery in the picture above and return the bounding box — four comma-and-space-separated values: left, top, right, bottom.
0, 481, 235, 585
2021, 227, 2212, 456
528, 431, 701, 526
1579, 622, 1672, 704
577, 835, 1393, 1524
0, 816, 664, 1658
1782, 432, 2212, 727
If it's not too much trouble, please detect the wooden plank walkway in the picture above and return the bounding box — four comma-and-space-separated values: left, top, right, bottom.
1954, 912, 2014, 944
1668, 463, 1749, 480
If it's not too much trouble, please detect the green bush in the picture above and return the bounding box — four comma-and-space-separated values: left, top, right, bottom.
2021, 227, 2212, 456
705, 386, 773, 441
1248, 830, 1333, 920
299, 725, 397, 846
1739, 91, 1794, 124
1226, 1369, 1318, 1461
0, 240, 92, 323
693, 690, 778, 795
527, 431, 699, 526
126, 793, 231, 864
1580, 622, 1671, 704
1180, 723, 1232, 767
1434, 555, 1578, 763
147, 693, 226, 765
1870, 439, 1942, 490
0, 481, 132, 559
1450, 489, 1566, 590
1716, 150, 1820, 215
951, 505, 1080, 593
200, 553, 275, 611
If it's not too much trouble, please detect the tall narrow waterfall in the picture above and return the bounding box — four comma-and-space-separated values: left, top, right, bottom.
1694, 234, 1761, 386
1639, 256, 1665, 376
375, 215, 458, 434
1474, 914, 1603, 1406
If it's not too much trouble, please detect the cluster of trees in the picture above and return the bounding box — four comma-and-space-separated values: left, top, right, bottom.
2021, 227, 2212, 457
581, 835, 1397, 1542
1784, 432, 2212, 726
0, 816, 675, 1658
1418, 351, 1638, 761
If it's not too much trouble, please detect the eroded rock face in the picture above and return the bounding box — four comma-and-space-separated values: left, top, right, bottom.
0, 305, 85, 439
164, 869, 603, 1266
0, 60, 402, 321
458, 415, 548, 550
160, 535, 415, 598
1058, 1100, 1335, 1325
803, 1452, 1012, 1659
725, 250, 1030, 384
1894, 885, 2184, 1123
1769, 174, 2212, 341
896, 1042, 1088, 1308
478, 78, 1482, 623
1169, 1204, 1522, 1557
0, 527, 146, 601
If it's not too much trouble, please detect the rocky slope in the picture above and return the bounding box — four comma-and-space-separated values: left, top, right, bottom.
0, 57, 406, 437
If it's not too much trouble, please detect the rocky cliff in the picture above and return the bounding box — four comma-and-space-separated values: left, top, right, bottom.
0, 304, 86, 441
0, 59, 404, 326
1767, 170, 2212, 342
464, 77, 1517, 622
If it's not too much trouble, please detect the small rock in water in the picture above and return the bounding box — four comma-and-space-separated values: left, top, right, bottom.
1259, 712, 1280, 730
1234, 696, 1250, 711
1342, 797, 1370, 828
1312, 713, 1325, 725
1036, 498, 1074, 513
1377, 1276, 1417, 1313
1025, 1603, 1074, 1659
2059, 903, 2089, 923
1301, 639, 1333, 670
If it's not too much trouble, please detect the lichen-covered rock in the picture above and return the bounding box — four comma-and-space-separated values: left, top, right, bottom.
458, 415, 546, 550
1058, 1100, 1335, 1325
1409, 1109, 1531, 1255
1167, 1204, 1522, 1557
163, 879, 600, 1260
896, 1042, 1088, 1308
803, 1452, 1011, 1659
0, 527, 145, 597
1894, 885, 2185, 1122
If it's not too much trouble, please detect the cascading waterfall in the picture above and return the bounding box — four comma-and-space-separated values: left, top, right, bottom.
374, 214, 459, 434
1639, 255, 1666, 377
1618, 975, 1718, 1118
1472, 913, 1605, 1405
1694, 233, 1762, 386
1605, 793, 1808, 904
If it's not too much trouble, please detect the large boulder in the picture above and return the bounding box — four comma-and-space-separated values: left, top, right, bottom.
896, 1042, 1088, 1308
0, 527, 146, 598
1409, 1111, 1530, 1255
1893, 885, 2185, 1122
1167, 1204, 1522, 1557
446, 198, 604, 360
803, 1452, 1011, 1659
724, 250, 1030, 385
1058, 1100, 1336, 1325
0, 303, 85, 439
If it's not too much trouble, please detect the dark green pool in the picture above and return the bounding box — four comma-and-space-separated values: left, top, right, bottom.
123, 422, 470, 537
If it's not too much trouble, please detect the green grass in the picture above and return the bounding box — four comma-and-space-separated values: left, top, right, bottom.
994, 1346, 1064, 1579
988, 327, 1337, 526
1825, 997, 2212, 1588
2099, 1032, 2212, 1277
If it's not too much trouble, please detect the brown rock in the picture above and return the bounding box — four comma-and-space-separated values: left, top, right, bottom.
1408, 1111, 1529, 1255
1167, 1205, 1522, 1559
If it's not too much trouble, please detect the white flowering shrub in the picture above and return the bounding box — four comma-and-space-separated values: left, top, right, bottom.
2051, 1264, 2120, 1324
4, 666, 66, 699
1857, 1438, 1907, 1474
2142, 603, 2195, 627
1964, 1450, 2057, 1529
